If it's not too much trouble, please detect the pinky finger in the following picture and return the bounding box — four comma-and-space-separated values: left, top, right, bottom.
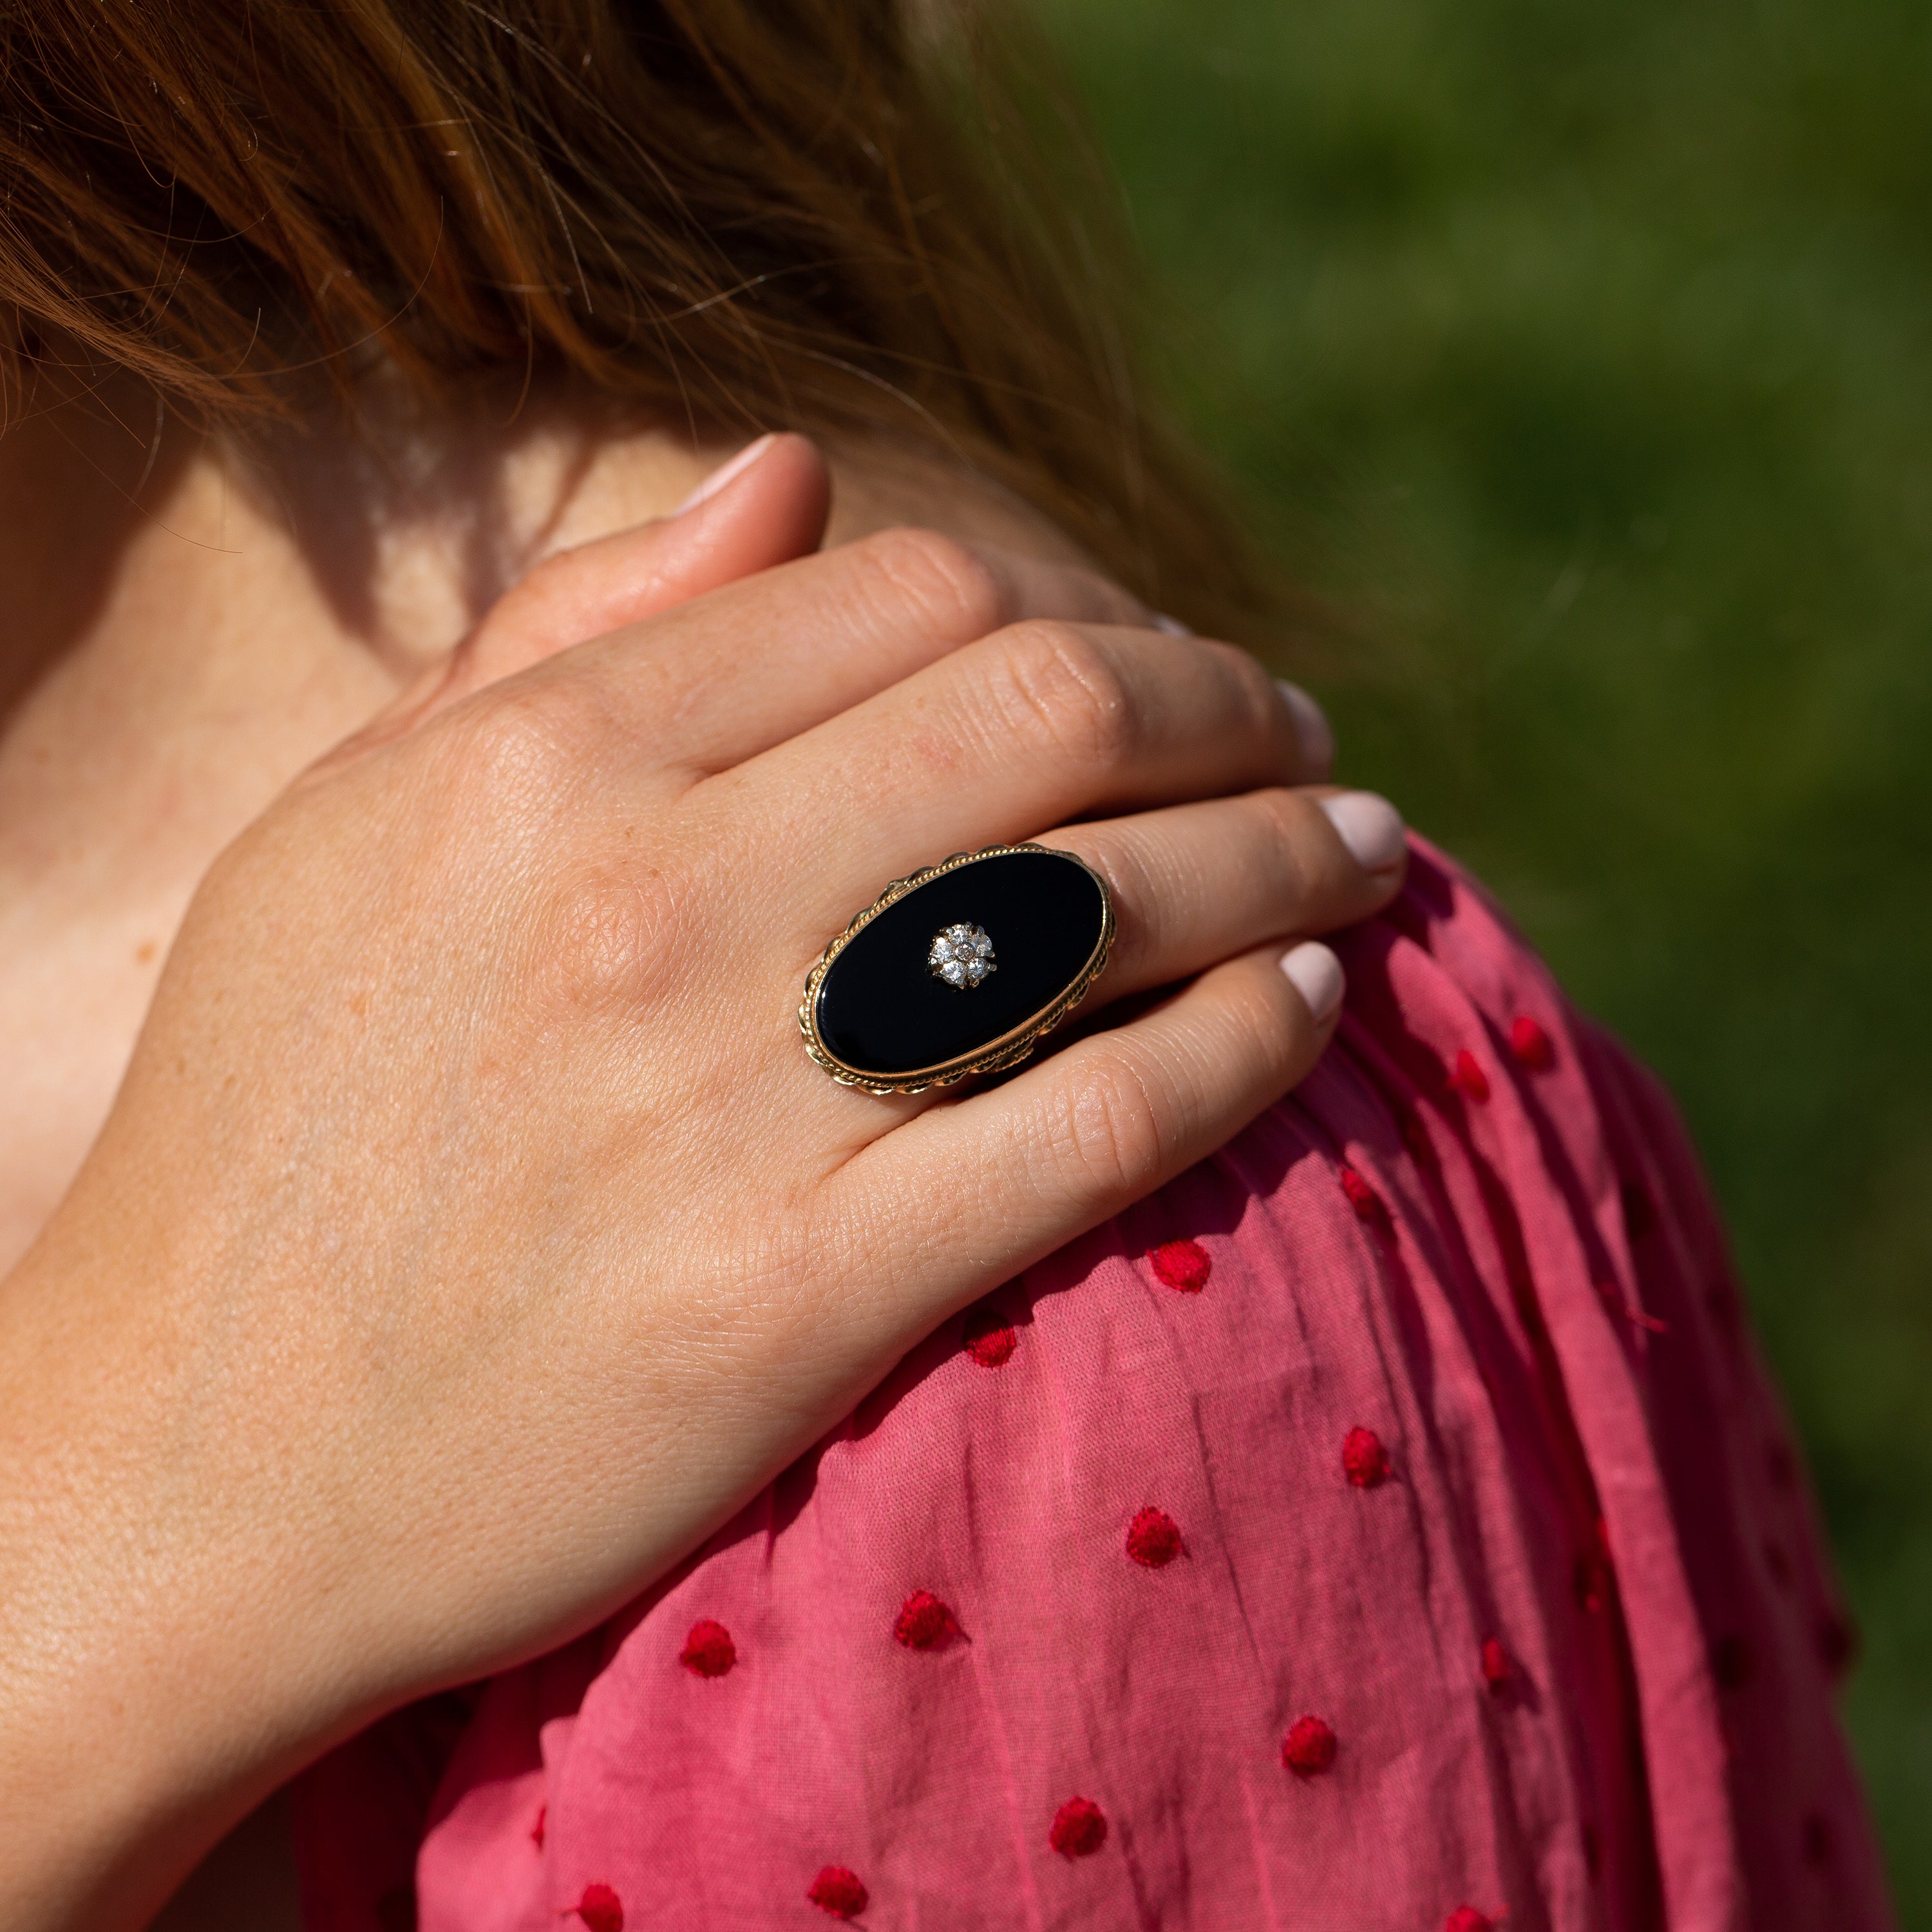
843, 938, 1345, 1297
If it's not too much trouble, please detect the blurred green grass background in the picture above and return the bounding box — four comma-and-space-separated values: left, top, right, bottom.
1043, 0, 1932, 1911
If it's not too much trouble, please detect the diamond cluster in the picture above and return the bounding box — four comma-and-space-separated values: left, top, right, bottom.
929, 922, 996, 989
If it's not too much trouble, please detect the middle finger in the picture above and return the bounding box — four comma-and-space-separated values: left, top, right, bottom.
736, 620, 1308, 927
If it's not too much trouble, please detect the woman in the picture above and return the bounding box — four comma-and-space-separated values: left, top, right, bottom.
0, 4, 1889, 1928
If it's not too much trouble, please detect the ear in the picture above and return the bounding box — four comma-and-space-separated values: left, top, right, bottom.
374, 434, 832, 741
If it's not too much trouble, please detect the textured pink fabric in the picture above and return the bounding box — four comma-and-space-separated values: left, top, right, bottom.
292, 841, 1893, 1930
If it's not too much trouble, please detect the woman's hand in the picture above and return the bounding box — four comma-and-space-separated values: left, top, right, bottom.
0, 437, 1402, 1927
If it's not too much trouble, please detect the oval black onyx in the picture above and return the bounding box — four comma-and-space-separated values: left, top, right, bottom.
809, 847, 1111, 1089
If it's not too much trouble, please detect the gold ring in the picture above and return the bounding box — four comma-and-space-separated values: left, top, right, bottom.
800, 844, 1115, 1094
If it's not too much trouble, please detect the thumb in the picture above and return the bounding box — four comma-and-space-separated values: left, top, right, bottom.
347, 433, 831, 754
459, 432, 830, 690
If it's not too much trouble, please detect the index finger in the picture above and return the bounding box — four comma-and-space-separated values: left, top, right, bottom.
551, 526, 1162, 776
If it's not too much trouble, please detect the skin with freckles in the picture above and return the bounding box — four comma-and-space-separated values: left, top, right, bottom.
0, 389, 1401, 1929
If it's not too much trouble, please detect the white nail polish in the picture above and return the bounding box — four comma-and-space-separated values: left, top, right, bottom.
1277, 679, 1335, 776
1280, 941, 1345, 1025
674, 433, 776, 513
1318, 791, 1406, 874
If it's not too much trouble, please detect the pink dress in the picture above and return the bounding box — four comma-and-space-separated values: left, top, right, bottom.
292, 840, 1892, 1931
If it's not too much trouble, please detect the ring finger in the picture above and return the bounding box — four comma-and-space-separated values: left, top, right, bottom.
740, 620, 1311, 928
784, 784, 1404, 1137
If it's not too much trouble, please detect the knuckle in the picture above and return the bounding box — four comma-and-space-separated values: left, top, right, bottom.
437, 678, 601, 805
1083, 840, 1162, 975
1205, 639, 1281, 742
992, 621, 1133, 766
1051, 1051, 1169, 1206
533, 858, 697, 1016
1248, 789, 1321, 896
850, 527, 1005, 641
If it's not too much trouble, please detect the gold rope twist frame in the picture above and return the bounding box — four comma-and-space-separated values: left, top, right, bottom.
799, 843, 1116, 1095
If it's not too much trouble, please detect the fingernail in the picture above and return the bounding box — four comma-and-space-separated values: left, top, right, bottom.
1280, 941, 1345, 1025
674, 433, 776, 513
1152, 611, 1193, 637
1277, 679, 1335, 775
1318, 790, 1406, 874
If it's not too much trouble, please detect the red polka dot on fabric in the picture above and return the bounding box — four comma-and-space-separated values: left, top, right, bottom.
1595, 1276, 1671, 1336
808, 1867, 869, 1919
573, 1884, 623, 1932
1126, 1506, 1183, 1567
1450, 1050, 1491, 1103
1445, 1910, 1495, 1932
893, 1589, 960, 1650
1573, 1551, 1613, 1616
1397, 1106, 1434, 1162
679, 1619, 736, 1678
530, 1804, 545, 1850
961, 1302, 1016, 1368
1508, 1012, 1555, 1070
1282, 1714, 1338, 1777
1049, 1796, 1108, 1857
1339, 1165, 1385, 1221
1481, 1638, 1512, 1694
1342, 1426, 1392, 1489
1148, 1237, 1212, 1294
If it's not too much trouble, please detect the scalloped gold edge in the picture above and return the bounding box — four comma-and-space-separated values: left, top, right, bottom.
799, 843, 1116, 1095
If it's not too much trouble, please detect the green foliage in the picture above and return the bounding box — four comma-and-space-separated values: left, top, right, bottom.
1046, 0, 1932, 1908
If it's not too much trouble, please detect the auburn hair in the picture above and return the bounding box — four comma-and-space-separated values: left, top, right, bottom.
0, 0, 1287, 637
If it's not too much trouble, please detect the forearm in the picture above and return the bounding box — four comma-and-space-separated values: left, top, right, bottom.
0, 1232, 336, 1930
